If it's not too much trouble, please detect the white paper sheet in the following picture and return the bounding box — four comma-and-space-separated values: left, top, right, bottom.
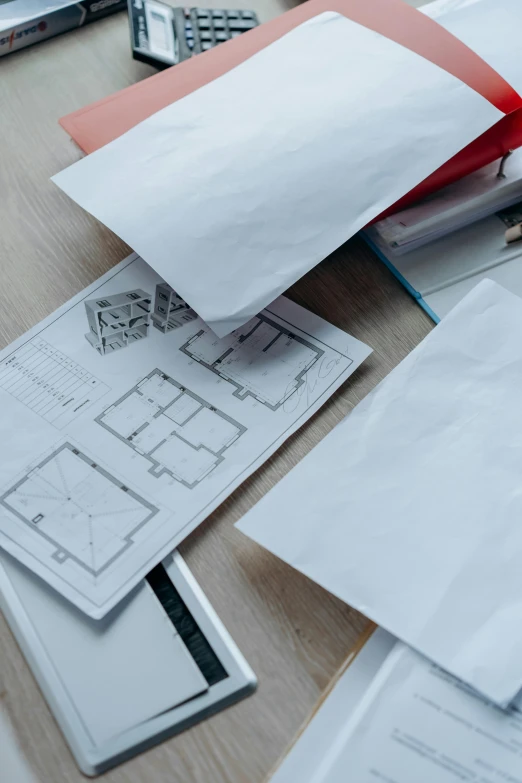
238, 279, 522, 707
270, 629, 396, 783
52, 11, 503, 337
273, 629, 522, 783
0, 253, 370, 618
320, 642, 522, 783
424, 0, 522, 94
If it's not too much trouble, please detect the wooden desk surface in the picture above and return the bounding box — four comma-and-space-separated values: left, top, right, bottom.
0, 2, 431, 781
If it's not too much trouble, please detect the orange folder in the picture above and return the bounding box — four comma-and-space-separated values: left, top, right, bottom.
60, 0, 522, 217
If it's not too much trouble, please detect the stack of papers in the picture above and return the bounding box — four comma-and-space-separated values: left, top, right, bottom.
365, 196, 522, 321
365, 0, 522, 258
238, 279, 522, 708
272, 630, 522, 783
52, 11, 504, 336
368, 151, 522, 254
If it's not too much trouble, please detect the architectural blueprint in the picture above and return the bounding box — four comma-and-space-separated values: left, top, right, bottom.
1, 443, 157, 576
0, 337, 109, 428
97, 370, 245, 488
0, 254, 371, 618
180, 315, 323, 410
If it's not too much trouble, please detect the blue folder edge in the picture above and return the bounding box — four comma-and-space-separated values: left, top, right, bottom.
361, 232, 441, 325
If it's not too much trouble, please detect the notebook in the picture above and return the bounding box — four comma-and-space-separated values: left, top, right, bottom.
368, 151, 522, 254
364, 198, 522, 321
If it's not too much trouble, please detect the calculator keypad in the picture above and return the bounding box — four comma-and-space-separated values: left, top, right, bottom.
183, 7, 259, 55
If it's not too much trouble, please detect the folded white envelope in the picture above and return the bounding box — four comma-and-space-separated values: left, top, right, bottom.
238, 280, 522, 707
52, 11, 502, 337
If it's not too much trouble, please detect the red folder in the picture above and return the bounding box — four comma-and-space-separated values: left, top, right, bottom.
60, 0, 522, 217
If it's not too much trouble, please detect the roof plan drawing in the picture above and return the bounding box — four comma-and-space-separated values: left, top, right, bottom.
180, 315, 323, 410
96, 370, 245, 488
0, 443, 157, 576
0, 255, 371, 618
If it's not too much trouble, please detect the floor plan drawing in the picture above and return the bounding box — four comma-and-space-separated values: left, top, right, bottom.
96, 369, 246, 488
180, 315, 324, 410
0, 443, 158, 576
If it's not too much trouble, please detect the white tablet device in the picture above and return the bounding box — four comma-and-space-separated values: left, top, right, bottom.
0, 550, 256, 776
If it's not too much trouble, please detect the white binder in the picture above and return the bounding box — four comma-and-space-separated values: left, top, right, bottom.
0, 550, 256, 776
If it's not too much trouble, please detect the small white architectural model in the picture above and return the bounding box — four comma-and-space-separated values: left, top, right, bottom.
152, 283, 197, 333
84, 289, 151, 355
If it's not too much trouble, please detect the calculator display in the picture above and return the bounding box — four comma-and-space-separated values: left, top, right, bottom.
129, 1, 259, 69
149, 10, 170, 51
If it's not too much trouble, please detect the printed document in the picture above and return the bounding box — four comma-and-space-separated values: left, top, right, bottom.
52, 11, 502, 337
0, 253, 370, 618
238, 279, 522, 707
275, 636, 522, 783
271, 629, 396, 783
326, 643, 522, 783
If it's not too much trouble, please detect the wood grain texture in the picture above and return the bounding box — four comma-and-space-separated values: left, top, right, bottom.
0, 1, 432, 781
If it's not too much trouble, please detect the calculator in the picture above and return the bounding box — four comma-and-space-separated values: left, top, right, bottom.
129, 0, 259, 69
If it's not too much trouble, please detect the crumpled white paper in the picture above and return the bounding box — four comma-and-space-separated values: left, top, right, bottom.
52, 11, 502, 337
424, 0, 522, 94
238, 280, 522, 708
